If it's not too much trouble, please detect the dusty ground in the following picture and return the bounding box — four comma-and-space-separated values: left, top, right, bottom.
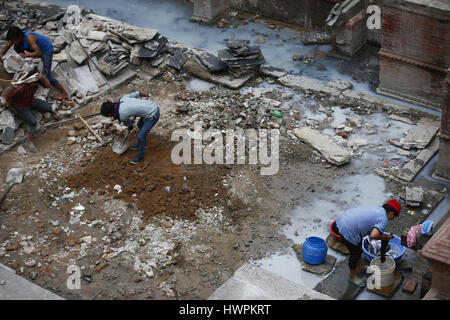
0, 57, 347, 299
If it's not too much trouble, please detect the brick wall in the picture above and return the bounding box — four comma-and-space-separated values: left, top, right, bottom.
382, 5, 450, 67
378, 0, 450, 110
435, 69, 450, 181
230, 0, 340, 30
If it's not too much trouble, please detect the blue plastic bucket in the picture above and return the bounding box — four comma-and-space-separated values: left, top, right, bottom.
302, 236, 328, 265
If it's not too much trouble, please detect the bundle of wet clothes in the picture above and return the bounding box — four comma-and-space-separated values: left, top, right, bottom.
363, 236, 399, 258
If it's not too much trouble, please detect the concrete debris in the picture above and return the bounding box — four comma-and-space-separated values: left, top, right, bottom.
375, 137, 440, 182
388, 114, 415, 125
390, 124, 439, 150
137, 33, 168, 59
301, 31, 332, 45
167, 50, 187, 70
294, 127, 352, 165
73, 65, 100, 95
183, 59, 252, 90
193, 50, 228, 73
218, 39, 265, 76
259, 65, 287, 78
327, 78, 353, 91
1, 126, 15, 145
405, 185, 424, 207
278, 74, 340, 96
67, 40, 89, 65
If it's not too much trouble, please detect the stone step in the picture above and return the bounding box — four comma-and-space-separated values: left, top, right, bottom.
0, 263, 64, 300
208, 263, 334, 300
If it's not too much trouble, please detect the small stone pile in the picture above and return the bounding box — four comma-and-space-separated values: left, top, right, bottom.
0, 5, 45, 34
218, 39, 265, 77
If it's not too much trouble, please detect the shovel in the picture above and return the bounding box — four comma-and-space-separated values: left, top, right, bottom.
0, 168, 24, 207
112, 130, 130, 154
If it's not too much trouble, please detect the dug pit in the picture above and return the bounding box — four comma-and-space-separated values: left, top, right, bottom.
65, 134, 243, 222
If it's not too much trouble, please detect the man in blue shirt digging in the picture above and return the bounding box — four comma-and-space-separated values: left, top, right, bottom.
331, 199, 402, 288
100, 91, 160, 164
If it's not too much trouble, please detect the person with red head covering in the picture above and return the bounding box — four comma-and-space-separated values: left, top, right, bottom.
331, 199, 402, 287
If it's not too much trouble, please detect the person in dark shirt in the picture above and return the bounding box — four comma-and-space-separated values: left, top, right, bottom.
2, 71, 53, 152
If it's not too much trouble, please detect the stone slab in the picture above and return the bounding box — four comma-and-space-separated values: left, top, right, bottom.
67, 40, 88, 65
208, 263, 334, 300
278, 74, 341, 96
108, 69, 137, 90
292, 244, 337, 275
0, 263, 63, 300
367, 270, 403, 297
259, 65, 287, 78
294, 127, 352, 165
313, 259, 364, 300
374, 136, 440, 183
326, 233, 350, 254
1, 126, 15, 145
390, 124, 439, 150
183, 59, 253, 90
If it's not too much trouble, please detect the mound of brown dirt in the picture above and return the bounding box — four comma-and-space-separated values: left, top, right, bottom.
65, 135, 234, 221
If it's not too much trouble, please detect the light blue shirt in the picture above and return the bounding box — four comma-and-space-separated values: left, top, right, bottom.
119, 92, 158, 126
336, 206, 388, 245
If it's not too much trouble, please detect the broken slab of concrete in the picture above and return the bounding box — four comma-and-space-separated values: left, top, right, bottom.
67, 40, 88, 65
1, 127, 15, 145
294, 127, 352, 165
73, 65, 99, 96
259, 65, 287, 78
0, 110, 16, 131
390, 124, 439, 150
293, 244, 336, 275
279, 74, 340, 96
208, 263, 334, 300
388, 114, 416, 125
108, 69, 137, 90
192, 50, 228, 73
301, 31, 331, 45
375, 136, 440, 183
405, 184, 424, 207
183, 59, 253, 90
326, 78, 353, 91
167, 52, 187, 70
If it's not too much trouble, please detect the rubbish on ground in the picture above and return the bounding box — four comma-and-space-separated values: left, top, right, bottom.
72, 203, 85, 211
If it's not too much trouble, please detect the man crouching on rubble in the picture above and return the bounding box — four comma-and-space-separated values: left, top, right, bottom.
331, 199, 401, 288
100, 92, 160, 164
2, 70, 53, 152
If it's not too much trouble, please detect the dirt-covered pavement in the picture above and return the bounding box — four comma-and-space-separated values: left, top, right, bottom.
1, 0, 445, 301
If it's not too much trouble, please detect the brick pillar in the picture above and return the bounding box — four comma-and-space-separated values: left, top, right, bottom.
191, 0, 231, 24
419, 217, 450, 299
434, 68, 450, 182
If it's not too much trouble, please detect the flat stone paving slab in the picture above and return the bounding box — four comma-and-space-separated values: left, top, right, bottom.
293, 243, 337, 275
367, 270, 403, 298
326, 233, 350, 254
313, 259, 364, 300
209, 263, 334, 300
0, 263, 63, 300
